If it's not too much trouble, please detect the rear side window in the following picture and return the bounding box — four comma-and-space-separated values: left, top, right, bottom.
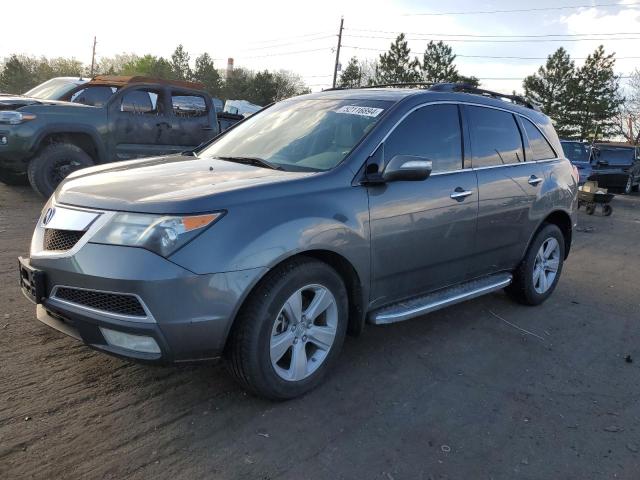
384, 104, 462, 173
522, 117, 555, 160
172, 94, 207, 118
467, 106, 524, 167
120, 89, 160, 114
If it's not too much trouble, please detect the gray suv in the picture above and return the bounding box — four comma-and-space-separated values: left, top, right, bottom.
19, 84, 578, 399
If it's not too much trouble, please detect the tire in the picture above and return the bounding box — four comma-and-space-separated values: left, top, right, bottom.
0, 169, 28, 186
27, 143, 94, 198
585, 204, 596, 215
603, 204, 613, 216
624, 175, 633, 195
224, 257, 348, 400
507, 223, 565, 306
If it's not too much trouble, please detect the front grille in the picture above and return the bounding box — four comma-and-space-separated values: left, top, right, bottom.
54, 287, 146, 317
44, 229, 85, 251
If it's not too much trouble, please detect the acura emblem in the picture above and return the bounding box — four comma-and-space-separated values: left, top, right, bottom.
42, 207, 55, 226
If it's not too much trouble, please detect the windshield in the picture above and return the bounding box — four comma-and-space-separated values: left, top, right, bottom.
200, 98, 392, 171
595, 147, 635, 165
24, 78, 82, 100
561, 141, 590, 163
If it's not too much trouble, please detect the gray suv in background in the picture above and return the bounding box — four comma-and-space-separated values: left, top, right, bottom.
19, 84, 578, 399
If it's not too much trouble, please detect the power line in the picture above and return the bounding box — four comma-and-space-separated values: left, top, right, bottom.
341, 45, 640, 60
404, 2, 640, 16
345, 27, 640, 38
234, 46, 332, 60
343, 33, 640, 43
237, 35, 335, 52
242, 31, 334, 45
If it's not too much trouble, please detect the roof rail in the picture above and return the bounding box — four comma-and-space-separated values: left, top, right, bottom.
429, 82, 541, 111
323, 82, 435, 92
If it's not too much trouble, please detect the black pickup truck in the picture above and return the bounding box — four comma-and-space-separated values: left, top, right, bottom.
0, 75, 243, 196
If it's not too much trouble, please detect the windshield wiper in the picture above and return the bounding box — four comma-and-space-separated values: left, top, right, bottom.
214, 156, 283, 170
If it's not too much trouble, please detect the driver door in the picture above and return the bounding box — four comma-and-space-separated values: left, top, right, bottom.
368, 104, 479, 307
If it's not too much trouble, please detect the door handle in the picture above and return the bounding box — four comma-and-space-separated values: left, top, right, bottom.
528, 175, 543, 186
450, 188, 473, 200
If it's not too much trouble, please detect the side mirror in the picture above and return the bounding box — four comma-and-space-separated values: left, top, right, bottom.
381, 155, 432, 182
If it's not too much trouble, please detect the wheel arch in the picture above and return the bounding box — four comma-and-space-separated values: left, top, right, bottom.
528, 210, 573, 260
31, 126, 106, 163
224, 249, 367, 352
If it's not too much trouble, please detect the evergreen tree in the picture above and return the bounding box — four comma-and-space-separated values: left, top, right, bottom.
170, 44, 192, 80
421, 41, 458, 83
374, 34, 420, 84
0, 55, 35, 93
523, 47, 576, 138
193, 53, 222, 97
339, 57, 363, 88
121, 55, 173, 79
571, 45, 623, 140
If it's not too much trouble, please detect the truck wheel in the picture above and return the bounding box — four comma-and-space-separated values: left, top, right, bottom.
225, 257, 348, 400
0, 169, 28, 186
507, 223, 565, 306
27, 143, 94, 197
624, 175, 633, 195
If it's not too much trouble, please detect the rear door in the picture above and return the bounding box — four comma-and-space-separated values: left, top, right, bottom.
168, 91, 215, 150
368, 103, 479, 306
109, 86, 176, 160
465, 105, 547, 273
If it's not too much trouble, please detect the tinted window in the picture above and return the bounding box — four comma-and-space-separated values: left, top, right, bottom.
522, 117, 555, 160
384, 104, 462, 173
121, 89, 160, 114
70, 86, 116, 107
172, 94, 207, 117
561, 141, 590, 163
596, 147, 635, 165
467, 106, 524, 167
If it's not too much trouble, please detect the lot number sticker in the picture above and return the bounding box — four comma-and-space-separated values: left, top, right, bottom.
335, 105, 384, 117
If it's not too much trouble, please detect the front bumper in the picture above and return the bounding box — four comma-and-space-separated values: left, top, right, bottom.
26, 245, 266, 363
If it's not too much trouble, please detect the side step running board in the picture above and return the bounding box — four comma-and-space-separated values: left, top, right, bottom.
369, 273, 512, 325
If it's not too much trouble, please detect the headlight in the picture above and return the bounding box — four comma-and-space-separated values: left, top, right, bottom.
91, 212, 223, 257
0, 111, 37, 125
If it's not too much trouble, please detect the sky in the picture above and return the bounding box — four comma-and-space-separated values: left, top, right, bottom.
2, 0, 640, 94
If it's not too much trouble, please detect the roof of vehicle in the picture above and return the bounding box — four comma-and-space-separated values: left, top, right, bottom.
594, 141, 637, 148
303, 83, 542, 116
87, 75, 205, 91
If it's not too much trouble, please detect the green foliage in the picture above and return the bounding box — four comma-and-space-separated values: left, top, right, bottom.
120, 54, 173, 79
339, 57, 363, 88
523, 48, 576, 138
170, 44, 192, 81
193, 53, 222, 97
421, 41, 458, 83
571, 46, 624, 140
0, 54, 83, 94
223, 68, 308, 105
374, 34, 421, 84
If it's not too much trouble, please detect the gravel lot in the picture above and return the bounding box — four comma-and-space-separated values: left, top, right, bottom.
1, 184, 639, 480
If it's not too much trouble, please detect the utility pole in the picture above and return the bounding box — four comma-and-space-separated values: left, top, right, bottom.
90, 36, 97, 77
332, 17, 344, 88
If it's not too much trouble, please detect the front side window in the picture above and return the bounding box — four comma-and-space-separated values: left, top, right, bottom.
172, 94, 207, 118
467, 106, 524, 167
70, 86, 117, 107
383, 104, 462, 173
561, 141, 590, 163
200, 98, 391, 172
120, 89, 160, 114
522, 117, 555, 160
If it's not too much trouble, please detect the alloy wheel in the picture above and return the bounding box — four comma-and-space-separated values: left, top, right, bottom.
533, 237, 560, 294
270, 284, 338, 382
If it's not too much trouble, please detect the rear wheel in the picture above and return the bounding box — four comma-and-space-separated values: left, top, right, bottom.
225, 258, 348, 399
624, 175, 633, 195
0, 169, 28, 186
27, 143, 94, 197
507, 223, 565, 306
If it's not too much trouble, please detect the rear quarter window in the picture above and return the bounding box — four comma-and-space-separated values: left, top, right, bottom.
172, 94, 207, 118
522, 117, 556, 161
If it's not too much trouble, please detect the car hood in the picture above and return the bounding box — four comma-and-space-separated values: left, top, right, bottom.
0, 95, 84, 110
56, 155, 315, 213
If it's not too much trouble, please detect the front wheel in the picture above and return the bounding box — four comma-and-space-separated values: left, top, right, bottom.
27, 143, 94, 197
224, 258, 348, 400
507, 223, 565, 306
624, 175, 633, 195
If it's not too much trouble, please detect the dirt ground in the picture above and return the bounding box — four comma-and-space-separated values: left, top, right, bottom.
1, 183, 639, 480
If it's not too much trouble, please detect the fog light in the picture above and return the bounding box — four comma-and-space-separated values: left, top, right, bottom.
99, 327, 160, 354
0, 136, 7, 145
